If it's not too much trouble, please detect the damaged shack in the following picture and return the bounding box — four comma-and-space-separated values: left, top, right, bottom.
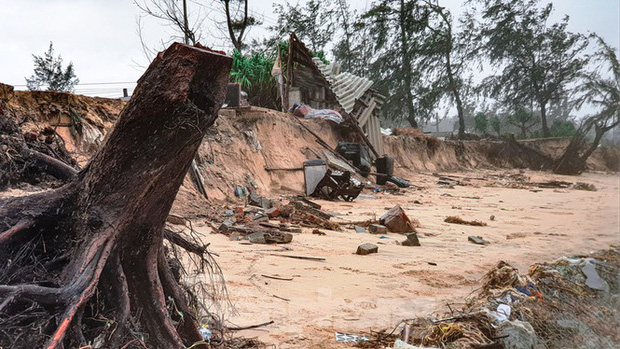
285, 33, 386, 158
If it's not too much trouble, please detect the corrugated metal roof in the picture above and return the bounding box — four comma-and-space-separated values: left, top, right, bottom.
312, 57, 374, 113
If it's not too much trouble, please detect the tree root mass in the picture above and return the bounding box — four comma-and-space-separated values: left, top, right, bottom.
0, 43, 231, 348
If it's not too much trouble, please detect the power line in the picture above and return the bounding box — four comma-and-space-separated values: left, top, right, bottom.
11, 81, 137, 87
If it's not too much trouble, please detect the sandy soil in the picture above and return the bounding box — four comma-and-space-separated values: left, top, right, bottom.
191, 169, 620, 348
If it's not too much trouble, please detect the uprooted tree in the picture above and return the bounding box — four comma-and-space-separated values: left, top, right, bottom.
0, 43, 231, 348
554, 35, 620, 175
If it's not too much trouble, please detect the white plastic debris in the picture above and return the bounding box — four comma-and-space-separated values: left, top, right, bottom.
491, 304, 512, 323
381, 127, 393, 135
199, 327, 212, 342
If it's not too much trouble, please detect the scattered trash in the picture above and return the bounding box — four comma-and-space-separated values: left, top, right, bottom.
573, 182, 597, 191
291, 103, 344, 124
445, 216, 487, 226
356, 243, 378, 255
234, 186, 249, 197
491, 304, 512, 323
219, 223, 293, 245
385, 175, 411, 188
334, 332, 369, 343
468, 235, 490, 245
199, 327, 212, 342
581, 262, 609, 291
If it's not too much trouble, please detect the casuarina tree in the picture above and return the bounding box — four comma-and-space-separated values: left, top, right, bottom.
25, 42, 79, 92
475, 0, 588, 137
554, 36, 620, 174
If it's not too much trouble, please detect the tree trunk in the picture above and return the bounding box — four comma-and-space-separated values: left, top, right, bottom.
540, 100, 549, 137
0, 43, 231, 348
553, 136, 586, 175
554, 122, 617, 175
445, 50, 465, 139
579, 128, 605, 162
400, 0, 417, 129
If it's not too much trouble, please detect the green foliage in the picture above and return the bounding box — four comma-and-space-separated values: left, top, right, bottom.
507, 107, 538, 138
230, 49, 280, 110
312, 51, 329, 65
474, 112, 488, 134
489, 115, 502, 136
25, 42, 79, 92
475, 0, 589, 137
549, 119, 576, 137
361, 0, 438, 127
271, 0, 334, 56
577, 35, 620, 130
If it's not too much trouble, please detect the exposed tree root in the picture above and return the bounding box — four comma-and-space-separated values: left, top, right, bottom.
0, 43, 232, 348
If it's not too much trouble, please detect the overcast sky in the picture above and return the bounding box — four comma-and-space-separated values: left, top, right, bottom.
0, 0, 618, 98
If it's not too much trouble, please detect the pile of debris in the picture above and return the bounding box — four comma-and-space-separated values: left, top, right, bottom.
215, 194, 340, 244
434, 171, 597, 192
358, 248, 620, 348
355, 205, 422, 255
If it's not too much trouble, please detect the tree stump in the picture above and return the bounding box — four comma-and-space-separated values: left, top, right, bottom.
0, 43, 231, 348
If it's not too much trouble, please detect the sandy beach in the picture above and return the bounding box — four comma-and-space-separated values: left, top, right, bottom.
193, 170, 620, 348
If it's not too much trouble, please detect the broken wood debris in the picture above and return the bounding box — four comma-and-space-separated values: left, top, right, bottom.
283, 200, 341, 231
270, 254, 326, 261
227, 320, 275, 331
261, 274, 294, 281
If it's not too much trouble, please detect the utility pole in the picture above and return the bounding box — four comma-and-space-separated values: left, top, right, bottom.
182, 0, 189, 44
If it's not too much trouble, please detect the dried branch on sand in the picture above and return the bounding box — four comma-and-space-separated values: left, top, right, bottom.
444, 216, 488, 226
